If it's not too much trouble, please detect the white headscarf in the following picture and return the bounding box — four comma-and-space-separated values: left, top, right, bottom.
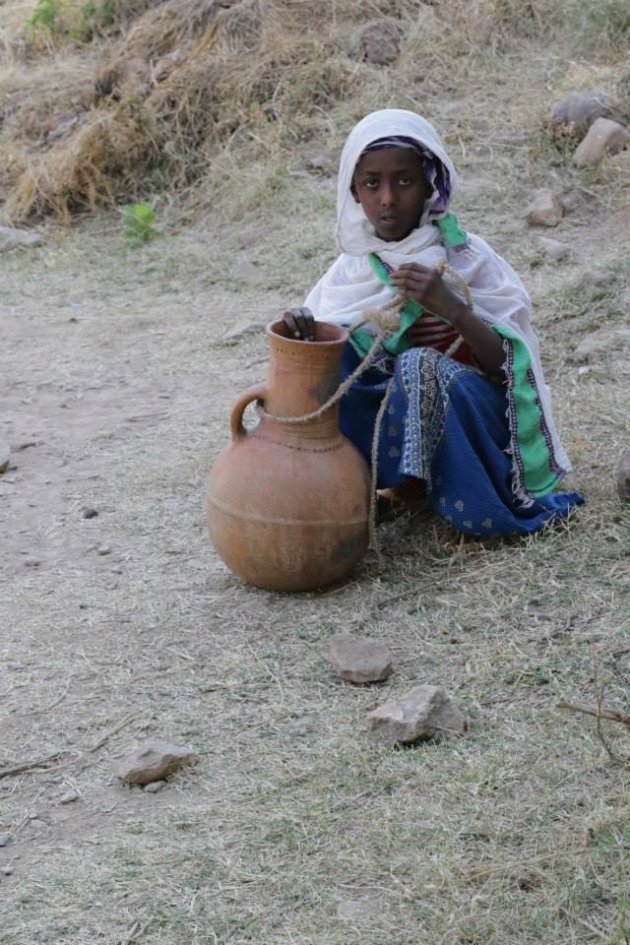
335, 108, 457, 257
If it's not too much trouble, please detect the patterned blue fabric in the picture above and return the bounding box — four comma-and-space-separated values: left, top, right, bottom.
339, 344, 584, 537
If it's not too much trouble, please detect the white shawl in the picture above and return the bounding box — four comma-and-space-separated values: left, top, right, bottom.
304, 108, 572, 479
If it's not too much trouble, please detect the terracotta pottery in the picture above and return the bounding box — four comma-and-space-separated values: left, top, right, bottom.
207, 319, 370, 591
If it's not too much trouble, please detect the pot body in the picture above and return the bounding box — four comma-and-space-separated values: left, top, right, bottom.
207, 320, 370, 591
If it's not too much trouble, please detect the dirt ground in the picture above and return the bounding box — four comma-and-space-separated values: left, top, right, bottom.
1, 3, 630, 943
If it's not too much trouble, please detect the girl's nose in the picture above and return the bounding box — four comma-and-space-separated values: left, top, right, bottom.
380, 183, 395, 206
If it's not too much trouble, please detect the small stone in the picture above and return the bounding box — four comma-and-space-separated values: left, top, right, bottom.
574, 270, 610, 291
574, 118, 630, 168
59, 790, 79, 805
305, 150, 335, 174
23, 558, 41, 568
327, 634, 393, 684
0, 226, 43, 253
221, 320, 266, 344
0, 833, 11, 847
525, 190, 565, 227
117, 739, 197, 786
552, 90, 616, 131
143, 779, 166, 793
538, 236, 571, 261
97, 543, 112, 556
573, 328, 630, 361
6, 660, 25, 671
367, 684, 467, 745
616, 450, 630, 502
82, 507, 99, 519
0, 441, 10, 474
359, 18, 403, 66
229, 258, 259, 282
1, 866, 14, 875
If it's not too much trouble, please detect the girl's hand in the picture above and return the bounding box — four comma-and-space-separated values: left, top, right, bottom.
390, 263, 461, 323
282, 306, 316, 341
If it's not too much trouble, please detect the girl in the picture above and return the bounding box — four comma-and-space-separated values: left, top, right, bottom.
283, 109, 583, 536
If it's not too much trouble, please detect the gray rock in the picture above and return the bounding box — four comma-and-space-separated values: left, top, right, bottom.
143, 779, 166, 793
525, 190, 565, 227
0, 226, 43, 253
305, 150, 335, 174
117, 739, 197, 785
0, 833, 11, 847
327, 634, 392, 684
230, 258, 259, 282
574, 118, 630, 167
552, 90, 616, 130
221, 320, 266, 344
538, 236, 572, 261
0, 441, 10, 474
97, 543, 112, 556
59, 790, 79, 805
367, 684, 467, 745
574, 270, 610, 291
573, 328, 630, 362
359, 18, 403, 66
616, 450, 630, 502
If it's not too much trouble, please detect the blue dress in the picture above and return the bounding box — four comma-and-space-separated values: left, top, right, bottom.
339, 343, 584, 537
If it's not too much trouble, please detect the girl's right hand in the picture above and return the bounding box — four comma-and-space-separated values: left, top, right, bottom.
282, 307, 316, 341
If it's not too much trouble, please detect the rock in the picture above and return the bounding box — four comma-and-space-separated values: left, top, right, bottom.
221, 320, 266, 344
552, 90, 616, 131
0, 226, 43, 253
143, 779, 166, 793
573, 328, 630, 361
82, 507, 99, 519
367, 684, 467, 745
229, 258, 259, 282
59, 790, 79, 805
538, 236, 571, 261
574, 118, 630, 167
0, 833, 11, 847
327, 634, 392, 684
359, 18, 403, 66
525, 190, 565, 227
616, 450, 630, 502
574, 270, 610, 292
117, 739, 197, 785
305, 150, 335, 174
0, 441, 10, 474
97, 543, 112, 556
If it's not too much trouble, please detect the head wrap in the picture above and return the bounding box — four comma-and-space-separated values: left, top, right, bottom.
336, 109, 458, 256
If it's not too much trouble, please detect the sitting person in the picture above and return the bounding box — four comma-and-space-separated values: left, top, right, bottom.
283, 108, 584, 537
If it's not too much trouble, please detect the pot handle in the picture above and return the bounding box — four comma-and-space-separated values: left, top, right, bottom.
229, 384, 267, 440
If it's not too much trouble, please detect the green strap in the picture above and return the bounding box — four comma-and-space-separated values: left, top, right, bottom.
492, 323, 560, 497
349, 213, 469, 358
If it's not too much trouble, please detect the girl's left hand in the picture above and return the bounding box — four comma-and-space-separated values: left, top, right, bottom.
390, 263, 458, 322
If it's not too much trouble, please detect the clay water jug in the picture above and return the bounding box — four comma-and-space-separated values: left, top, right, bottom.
207, 319, 370, 591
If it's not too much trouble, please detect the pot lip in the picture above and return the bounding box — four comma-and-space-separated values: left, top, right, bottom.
267, 319, 349, 347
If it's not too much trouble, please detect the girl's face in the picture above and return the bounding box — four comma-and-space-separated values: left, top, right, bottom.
352, 146, 430, 242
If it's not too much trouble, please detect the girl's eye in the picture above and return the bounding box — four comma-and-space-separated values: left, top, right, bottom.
399, 176, 412, 186
364, 179, 379, 190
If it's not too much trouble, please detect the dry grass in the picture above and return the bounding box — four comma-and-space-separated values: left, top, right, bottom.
1, 0, 629, 221
1, 1, 629, 943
